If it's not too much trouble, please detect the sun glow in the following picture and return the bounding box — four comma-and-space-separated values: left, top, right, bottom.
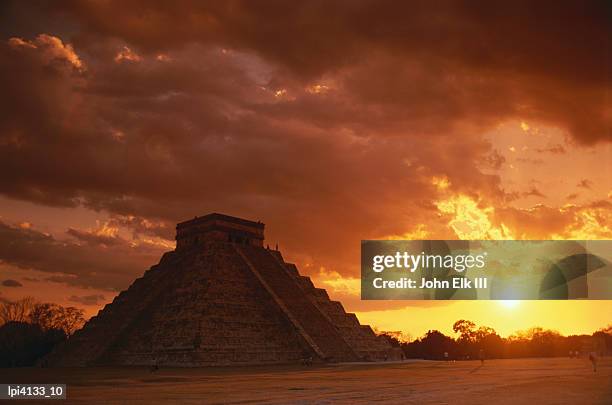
498, 300, 521, 309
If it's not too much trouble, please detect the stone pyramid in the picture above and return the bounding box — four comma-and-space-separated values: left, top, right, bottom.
46, 213, 401, 366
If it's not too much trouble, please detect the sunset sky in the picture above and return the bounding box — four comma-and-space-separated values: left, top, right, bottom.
0, 1, 610, 339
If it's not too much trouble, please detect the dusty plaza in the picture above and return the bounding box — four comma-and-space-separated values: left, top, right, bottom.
1, 357, 610, 404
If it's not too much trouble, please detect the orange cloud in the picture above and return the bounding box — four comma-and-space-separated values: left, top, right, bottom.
8, 34, 84, 71
435, 194, 514, 240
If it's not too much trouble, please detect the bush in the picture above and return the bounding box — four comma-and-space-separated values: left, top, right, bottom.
0, 321, 66, 367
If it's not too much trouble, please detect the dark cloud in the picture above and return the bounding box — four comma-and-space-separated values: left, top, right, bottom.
536, 144, 566, 155
0, 221, 163, 290
3, 0, 605, 142
516, 157, 544, 165
566, 193, 579, 201
522, 187, 546, 199
0, 0, 609, 287
0, 30, 500, 274
2, 279, 23, 287
68, 294, 105, 306
577, 179, 593, 189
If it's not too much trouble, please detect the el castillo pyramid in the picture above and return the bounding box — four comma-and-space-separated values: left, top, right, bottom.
46, 213, 401, 366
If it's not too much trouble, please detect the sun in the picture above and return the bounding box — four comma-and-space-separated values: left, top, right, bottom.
498, 300, 521, 309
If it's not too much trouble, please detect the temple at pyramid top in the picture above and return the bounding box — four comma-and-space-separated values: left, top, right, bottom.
176, 213, 265, 248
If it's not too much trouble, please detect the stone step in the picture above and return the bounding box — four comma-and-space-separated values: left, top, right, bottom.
236, 245, 359, 362
46, 253, 184, 366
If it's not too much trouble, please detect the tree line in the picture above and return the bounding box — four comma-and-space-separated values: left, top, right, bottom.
379, 320, 612, 360
2, 297, 610, 367
0, 297, 85, 367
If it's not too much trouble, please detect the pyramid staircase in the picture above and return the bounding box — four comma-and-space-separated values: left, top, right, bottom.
235, 245, 360, 362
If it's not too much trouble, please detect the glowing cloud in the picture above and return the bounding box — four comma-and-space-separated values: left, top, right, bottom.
115, 46, 142, 63
435, 194, 514, 240
8, 34, 84, 71
431, 176, 451, 191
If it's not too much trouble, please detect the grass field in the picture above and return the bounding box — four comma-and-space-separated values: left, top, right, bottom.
1, 357, 610, 404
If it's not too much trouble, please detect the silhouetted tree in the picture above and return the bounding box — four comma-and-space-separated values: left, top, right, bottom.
0, 322, 65, 367
400, 320, 607, 361
403, 330, 455, 360
0, 298, 85, 367
29, 303, 84, 336
0, 297, 36, 324
592, 325, 611, 356
378, 332, 401, 348
0, 298, 84, 336
477, 327, 504, 359
453, 320, 476, 342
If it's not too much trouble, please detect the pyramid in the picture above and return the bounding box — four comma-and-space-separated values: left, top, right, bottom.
46, 213, 402, 366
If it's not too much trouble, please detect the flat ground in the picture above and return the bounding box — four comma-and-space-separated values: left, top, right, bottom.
1, 357, 610, 404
